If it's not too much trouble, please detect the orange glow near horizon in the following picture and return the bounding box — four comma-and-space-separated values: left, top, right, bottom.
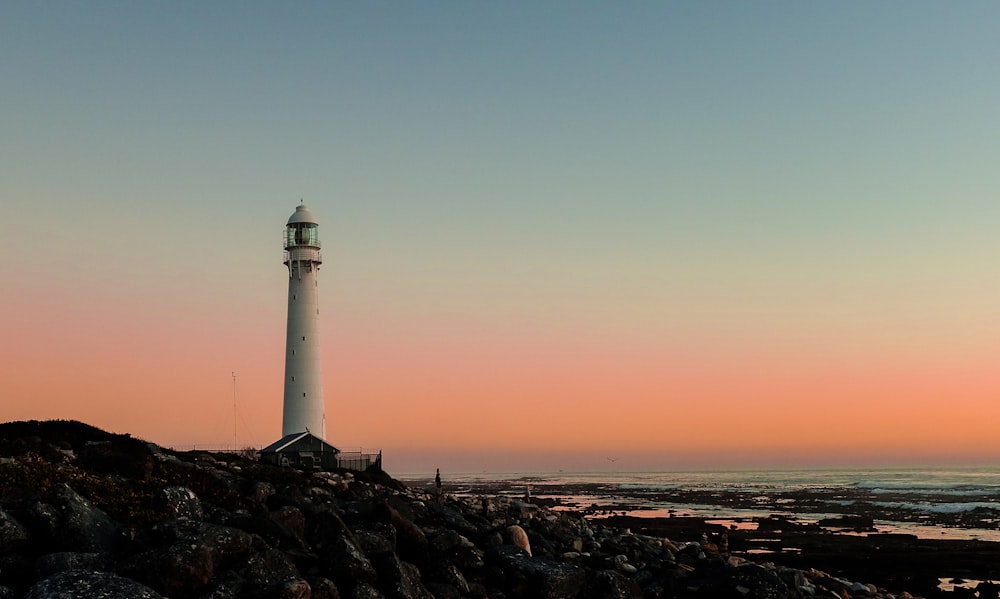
4, 273, 1000, 474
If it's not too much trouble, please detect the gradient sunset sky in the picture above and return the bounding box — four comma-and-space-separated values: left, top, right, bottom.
3, 3, 1000, 473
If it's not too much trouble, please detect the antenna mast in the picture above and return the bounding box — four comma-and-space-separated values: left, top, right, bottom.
232, 372, 238, 450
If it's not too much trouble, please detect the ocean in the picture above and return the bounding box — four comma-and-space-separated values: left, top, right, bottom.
399, 466, 1000, 542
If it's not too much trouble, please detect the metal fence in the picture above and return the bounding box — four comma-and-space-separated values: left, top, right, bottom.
166, 445, 382, 472
337, 450, 382, 471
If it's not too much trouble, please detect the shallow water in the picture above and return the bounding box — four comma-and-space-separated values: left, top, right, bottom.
400, 466, 1000, 541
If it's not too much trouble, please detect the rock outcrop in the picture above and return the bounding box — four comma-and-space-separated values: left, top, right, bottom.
0, 420, 921, 598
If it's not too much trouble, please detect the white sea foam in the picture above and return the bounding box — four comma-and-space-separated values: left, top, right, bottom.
871, 501, 1000, 514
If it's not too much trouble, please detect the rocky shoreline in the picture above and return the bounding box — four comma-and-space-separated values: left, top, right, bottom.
0, 421, 990, 598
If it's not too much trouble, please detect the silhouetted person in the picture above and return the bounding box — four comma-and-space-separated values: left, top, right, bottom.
435, 468, 442, 503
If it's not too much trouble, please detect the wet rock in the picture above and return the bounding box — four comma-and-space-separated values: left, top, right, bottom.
818, 514, 876, 531
25, 569, 164, 599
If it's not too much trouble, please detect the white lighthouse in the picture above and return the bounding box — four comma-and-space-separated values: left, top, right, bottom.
281, 203, 326, 438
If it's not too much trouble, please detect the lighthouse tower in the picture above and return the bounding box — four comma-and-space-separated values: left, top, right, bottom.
281, 204, 325, 438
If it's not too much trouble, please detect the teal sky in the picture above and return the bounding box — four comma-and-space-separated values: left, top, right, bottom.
3, 3, 1000, 471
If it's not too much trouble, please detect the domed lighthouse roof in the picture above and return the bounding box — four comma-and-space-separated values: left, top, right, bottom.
287, 203, 319, 226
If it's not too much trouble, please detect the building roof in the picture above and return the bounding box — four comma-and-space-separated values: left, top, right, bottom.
261, 431, 339, 454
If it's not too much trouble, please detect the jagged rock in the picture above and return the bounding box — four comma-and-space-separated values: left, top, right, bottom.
308, 508, 354, 552
25, 569, 164, 599
374, 502, 428, 563
228, 511, 308, 552
486, 545, 586, 599
34, 552, 112, 579
352, 522, 397, 556
424, 581, 462, 599
423, 499, 480, 536
0, 421, 937, 599
271, 505, 307, 542
307, 576, 342, 599
369, 551, 434, 599
427, 562, 470, 594
0, 508, 29, 550
348, 581, 386, 599
148, 518, 258, 565
25, 484, 125, 553
324, 534, 378, 590
247, 481, 276, 505
428, 528, 483, 570
160, 486, 203, 520
118, 543, 215, 596
242, 548, 302, 587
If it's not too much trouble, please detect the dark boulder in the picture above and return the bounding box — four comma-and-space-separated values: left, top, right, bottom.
727, 562, 792, 599
374, 502, 428, 565
118, 543, 214, 596
486, 545, 587, 599
0, 508, 29, 550
25, 569, 164, 599
159, 486, 203, 520
34, 552, 112, 579
583, 570, 642, 599
347, 581, 386, 599
24, 484, 125, 553
307, 576, 342, 599
147, 518, 258, 566
428, 528, 484, 570
369, 551, 434, 599
324, 534, 378, 590
241, 548, 302, 587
